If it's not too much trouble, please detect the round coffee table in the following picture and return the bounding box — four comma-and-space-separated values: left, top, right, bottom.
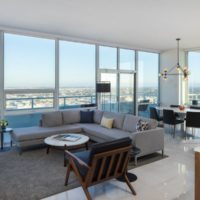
44, 133, 89, 166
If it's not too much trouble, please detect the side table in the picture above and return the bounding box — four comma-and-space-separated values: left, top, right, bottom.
0, 127, 13, 151
117, 146, 141, 182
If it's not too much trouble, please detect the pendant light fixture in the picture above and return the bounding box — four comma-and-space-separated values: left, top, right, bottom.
159, 38, 190, 80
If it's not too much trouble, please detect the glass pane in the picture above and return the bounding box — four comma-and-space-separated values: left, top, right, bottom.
6, 93, 53, 110
99, 46, 117, 69
120, 49, 135, 70
138, 52, 159, 117
188, 51, 200, 105
100, 73, 117, 112
59, 41, 96, 108
4, 33, 55, 89
119, 74, 134, 114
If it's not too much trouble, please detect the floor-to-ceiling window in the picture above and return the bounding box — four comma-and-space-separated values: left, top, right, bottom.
59, 41, 96, 108
98, 46, 135, 113
138, 51, 159, 117
4, 33, 55, 111
188, 51, 200, 105
0, 30, 160, 129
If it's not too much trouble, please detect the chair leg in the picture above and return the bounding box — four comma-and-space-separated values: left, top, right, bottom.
82, 186, 92, 200
173, 125, 176, 138
124, 174, 136, 195
64, 165, 71, 186
185, 127, 187, 140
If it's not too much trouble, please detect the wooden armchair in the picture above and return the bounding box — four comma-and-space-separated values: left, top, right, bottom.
64, 137, 136, 200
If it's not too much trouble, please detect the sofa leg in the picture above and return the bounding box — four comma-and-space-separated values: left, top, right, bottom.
162, 149, 164, 157
134, 156, 137, 166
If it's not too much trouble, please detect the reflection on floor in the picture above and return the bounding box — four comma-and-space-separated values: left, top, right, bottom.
42, 128, 198, 200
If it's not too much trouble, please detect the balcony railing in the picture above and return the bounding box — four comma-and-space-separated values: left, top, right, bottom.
6, 95, 96, 111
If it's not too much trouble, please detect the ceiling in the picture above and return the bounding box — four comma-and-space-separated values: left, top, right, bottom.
0, 0, 200, 51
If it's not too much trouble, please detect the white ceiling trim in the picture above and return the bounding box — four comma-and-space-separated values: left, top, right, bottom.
0, 25, 161, 53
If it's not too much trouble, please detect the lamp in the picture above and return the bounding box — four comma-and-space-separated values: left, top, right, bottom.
96, 82, 111, 110
159, 38, 190, 80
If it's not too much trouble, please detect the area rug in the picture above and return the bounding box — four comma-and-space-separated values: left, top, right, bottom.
0, 148, 167, 200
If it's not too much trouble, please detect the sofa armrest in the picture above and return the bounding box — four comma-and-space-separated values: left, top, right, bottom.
130, 127, 164, 157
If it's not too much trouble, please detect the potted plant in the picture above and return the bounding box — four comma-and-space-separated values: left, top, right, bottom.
0, 120, 8, 130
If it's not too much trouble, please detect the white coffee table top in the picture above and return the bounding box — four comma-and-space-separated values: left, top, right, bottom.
44, 133, 89, 147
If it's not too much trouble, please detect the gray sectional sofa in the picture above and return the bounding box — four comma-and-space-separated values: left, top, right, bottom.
12, 109, 164, 162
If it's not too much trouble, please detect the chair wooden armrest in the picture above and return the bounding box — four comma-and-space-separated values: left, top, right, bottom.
65, 150, 90, 169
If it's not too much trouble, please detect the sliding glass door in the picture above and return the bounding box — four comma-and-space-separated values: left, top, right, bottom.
98, 46, 135, 114
119, 73, 134, 114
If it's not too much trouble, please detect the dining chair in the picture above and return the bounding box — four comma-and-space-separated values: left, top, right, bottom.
185, 112, 200, 139
163, 109, 184, 137
190, 106, 200, 110
149, 107, 163, 122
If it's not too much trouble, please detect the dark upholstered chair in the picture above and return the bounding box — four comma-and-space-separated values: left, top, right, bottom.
163, 109, 184, 138
150, 107, 163, 122
138, 99, 150, 112
185, 112, 200, 139
192, 100, 198, 106
190, 106, 200, 110
64, 137, 136, 200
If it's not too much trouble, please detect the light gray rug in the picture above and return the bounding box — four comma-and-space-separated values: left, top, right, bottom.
0, 148, 77, 200
0, 148, 167, 200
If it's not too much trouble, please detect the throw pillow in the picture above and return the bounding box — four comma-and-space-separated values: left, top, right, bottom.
136, 119, 149, 132
80, 110, 94, 123
101, 116, 114, 129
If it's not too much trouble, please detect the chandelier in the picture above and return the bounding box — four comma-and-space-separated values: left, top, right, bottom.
159, 38, 190, 80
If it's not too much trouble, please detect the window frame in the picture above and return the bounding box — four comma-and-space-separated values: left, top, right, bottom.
0, 29, 160, 118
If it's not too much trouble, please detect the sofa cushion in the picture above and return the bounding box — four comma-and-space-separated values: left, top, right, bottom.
41, 111, 63, 127
13, 124, 82, 142
122, 114, 158, 132
100, 116, 114, 129
80, 110, 94, 123
81, 124, 130, 141
62, 109, 81, 124
102, 111, 125, 129
93, 110, 104, 124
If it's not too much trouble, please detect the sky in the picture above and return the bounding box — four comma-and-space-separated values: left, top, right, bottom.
188, 51, 200, 89
4, 33, 159, 89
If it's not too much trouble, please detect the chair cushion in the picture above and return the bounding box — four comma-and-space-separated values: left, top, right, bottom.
93, 110, 104, 124
100, 116, 114, 129
62, 110, 80, 124
103, 111, 125, 129
90, 137, 132, 160
80, 110, 94, 123
41, 111, 63, 127
73, 150, 91, 178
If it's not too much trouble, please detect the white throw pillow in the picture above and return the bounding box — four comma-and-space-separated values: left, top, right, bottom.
136, 119, 149, 132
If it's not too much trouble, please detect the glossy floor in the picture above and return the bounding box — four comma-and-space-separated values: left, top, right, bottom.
43, 130, 196, 200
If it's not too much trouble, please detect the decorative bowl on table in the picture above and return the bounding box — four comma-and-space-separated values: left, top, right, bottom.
179, 105, 185, 111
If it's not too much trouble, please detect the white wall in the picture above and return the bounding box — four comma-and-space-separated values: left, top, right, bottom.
160, 49, 186, 106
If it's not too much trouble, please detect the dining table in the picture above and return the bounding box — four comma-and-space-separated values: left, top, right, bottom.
155, 106, 200, 122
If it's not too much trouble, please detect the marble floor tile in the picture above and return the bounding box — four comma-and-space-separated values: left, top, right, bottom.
42, 132, 196, 200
